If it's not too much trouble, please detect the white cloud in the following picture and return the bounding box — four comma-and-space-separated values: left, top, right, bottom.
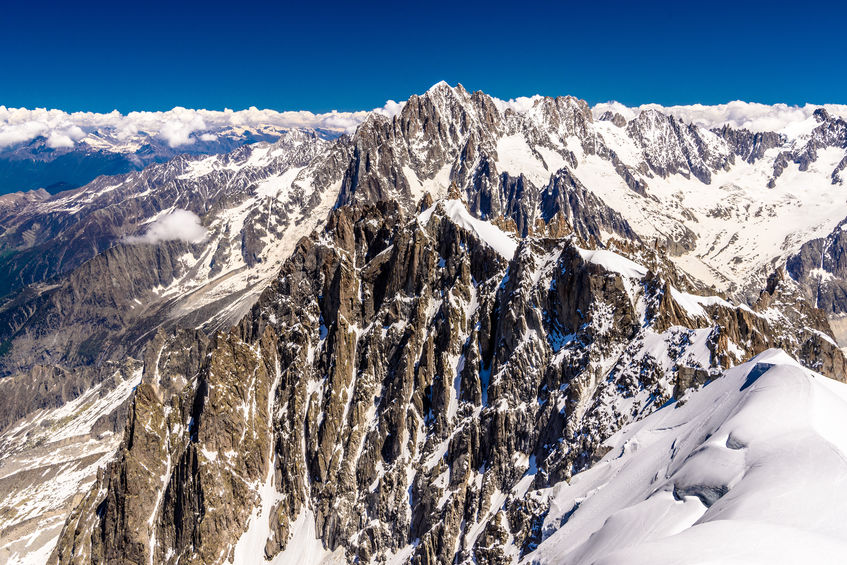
491, 94, 543, 114
0, 119, 48, 147
593, 100, 847, 135
0, 101, 406, 150
45, 125, 85, 148
125, 209, 208, 245
157, 111, 208, 147
373, 100, 405, 119
45, 132, 75, 148
5, 93, 846, 153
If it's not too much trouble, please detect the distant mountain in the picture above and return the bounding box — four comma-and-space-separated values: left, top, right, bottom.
0, 104, 389, 195
0, 125, 295, 194
2, 84, 847, 564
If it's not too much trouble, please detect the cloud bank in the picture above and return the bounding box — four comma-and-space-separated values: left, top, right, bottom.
477, 86, 847, 137
491, 95, 544, 115
125, 209, 208, 245
592, 100, 847, 134
0, 101, 405, 150
8, 87, 845, 154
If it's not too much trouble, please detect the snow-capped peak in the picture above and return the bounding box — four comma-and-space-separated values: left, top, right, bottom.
427, 80, 452, 92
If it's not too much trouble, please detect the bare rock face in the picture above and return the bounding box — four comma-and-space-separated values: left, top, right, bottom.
598, 111, 627, 128
784, 216, 847, 347
787, 219, 847, 314
538, 168, 636, 242
0, 240, 192, 375
626, 109, 733, 184
714, 125, 784, 164
0, 362, 124, 433
52, 199, 844, 564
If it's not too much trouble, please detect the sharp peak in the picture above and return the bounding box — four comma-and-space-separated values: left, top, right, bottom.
637, 106, 672, 118
427, 80, 451, 91
426, 80, 463, 93
420, 82, 475, 102
420, 83, 593, 114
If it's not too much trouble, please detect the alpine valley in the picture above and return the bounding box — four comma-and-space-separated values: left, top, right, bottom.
2, 83, 847, 565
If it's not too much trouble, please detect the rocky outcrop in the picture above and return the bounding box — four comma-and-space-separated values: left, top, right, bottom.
787, 219, 847, 313
538, 168, 637, 242
784, 216, 847, 347
0, 363, 114, 433
598, 111, 627, 128
713, 125, 784, 163
0, 240, 194, 375
626, 109, 733, 184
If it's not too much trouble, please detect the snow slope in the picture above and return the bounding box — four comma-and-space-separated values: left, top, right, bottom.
525, 349, 847, 565
577, 248, 648, 280
0, 367, 142, 565
419, 199, 519, 259
563, 137, 847, 292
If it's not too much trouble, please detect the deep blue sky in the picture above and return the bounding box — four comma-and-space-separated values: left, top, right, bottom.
1, 0, 844, 113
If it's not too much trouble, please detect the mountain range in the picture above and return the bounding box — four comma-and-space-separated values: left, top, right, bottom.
0, 104, 394, 195
1, 83, 847, 564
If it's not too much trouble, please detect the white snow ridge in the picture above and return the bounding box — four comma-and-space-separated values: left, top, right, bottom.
418, 199, 519, 259
524, 350, 847, 565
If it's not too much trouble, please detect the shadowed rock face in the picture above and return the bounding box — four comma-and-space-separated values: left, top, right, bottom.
785, 216, 847, 348
788, 220, 847, 313
713, 125, 785, 164
51, 200, 844, 565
